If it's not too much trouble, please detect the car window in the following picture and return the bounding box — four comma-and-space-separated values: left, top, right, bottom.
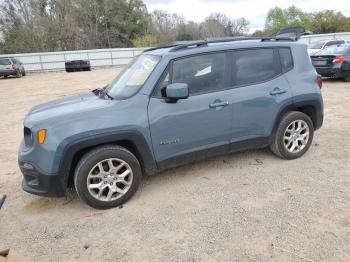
309, 41, 324, 49
0, 58, 11, 65
172, 52, 227, 95
106, 54, 160, 99
279, 48, 293, 73
232, 48, 280, 86
315, 45, 350, 56
325, 41, 339, 47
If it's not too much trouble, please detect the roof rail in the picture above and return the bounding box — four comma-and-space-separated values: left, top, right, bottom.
167, 37, 295, 52
143, 44, 180, 52
143, 37, 296, 53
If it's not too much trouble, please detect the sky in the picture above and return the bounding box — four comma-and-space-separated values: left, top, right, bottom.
144, 0, 350, 32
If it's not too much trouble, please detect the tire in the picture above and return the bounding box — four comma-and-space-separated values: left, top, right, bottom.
344, 75, 350, 82
74, 145, 142, 209
22, 70, 26, 76
15, 70, 22, 78
270, 111, 314, 160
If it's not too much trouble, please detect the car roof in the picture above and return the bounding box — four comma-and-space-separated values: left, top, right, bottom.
145, 39, 305, 59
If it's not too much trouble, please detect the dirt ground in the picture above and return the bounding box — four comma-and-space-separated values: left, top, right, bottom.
0, 69, 349, 262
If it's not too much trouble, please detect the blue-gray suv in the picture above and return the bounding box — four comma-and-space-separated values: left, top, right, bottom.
18, 38, 324, 209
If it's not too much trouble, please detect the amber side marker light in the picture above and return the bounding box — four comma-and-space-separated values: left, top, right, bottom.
38, 129, 46, 144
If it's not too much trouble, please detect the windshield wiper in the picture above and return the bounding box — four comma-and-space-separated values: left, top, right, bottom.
92, 85, 114, 100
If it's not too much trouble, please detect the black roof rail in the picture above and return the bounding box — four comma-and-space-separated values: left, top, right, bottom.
167, 37, 295, 52
143, 44, 180, 52
169, 41, 208, 52
144, 37, 296, 53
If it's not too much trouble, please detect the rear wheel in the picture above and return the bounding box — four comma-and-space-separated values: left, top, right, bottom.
22, 69, 26, 76
74, 145, 142, 209
15, 70, 22, 78
270, 111, 314, 159
344, 75, 350, 82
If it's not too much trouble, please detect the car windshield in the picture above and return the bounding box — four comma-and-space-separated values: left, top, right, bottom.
308, 41, 325, 49
315, 45, 350, 56
0, 58, 11, 65
107, 54, 160, 99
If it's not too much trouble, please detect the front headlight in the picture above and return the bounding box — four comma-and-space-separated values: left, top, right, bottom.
23, 127, 33, 147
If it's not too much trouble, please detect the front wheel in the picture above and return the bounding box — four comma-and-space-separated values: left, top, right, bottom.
270, 111, 314, 159
74, 145, 142, 209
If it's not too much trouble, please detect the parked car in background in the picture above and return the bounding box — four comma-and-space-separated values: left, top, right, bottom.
65, 60, 91, 72
19, 37, 323, 209
0, 57, 26, 78
308, 40, 346, 55
311, 44, 350, 82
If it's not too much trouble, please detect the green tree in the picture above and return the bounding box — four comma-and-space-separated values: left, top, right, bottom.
310, 10, 350, 34
265, 6, 310, 35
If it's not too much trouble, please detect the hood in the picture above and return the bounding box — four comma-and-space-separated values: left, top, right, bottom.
25, 92, 117, 127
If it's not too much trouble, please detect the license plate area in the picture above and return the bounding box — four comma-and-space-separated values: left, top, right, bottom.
312, 60, 328, 66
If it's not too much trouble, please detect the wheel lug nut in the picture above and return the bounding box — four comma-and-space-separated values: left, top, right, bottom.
104, 181, 107, 184
110, 183, 113, 186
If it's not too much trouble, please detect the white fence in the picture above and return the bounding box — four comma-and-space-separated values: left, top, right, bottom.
2, 32, 350, 72
300, 32, 350, 44
0, 48, 147, 71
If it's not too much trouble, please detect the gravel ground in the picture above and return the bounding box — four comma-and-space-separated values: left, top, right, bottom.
0, 69, 349, 262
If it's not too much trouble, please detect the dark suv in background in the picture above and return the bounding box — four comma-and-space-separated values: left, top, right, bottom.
0, 57, 26, 78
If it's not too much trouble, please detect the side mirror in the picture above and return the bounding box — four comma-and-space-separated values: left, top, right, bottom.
165, 83, 189, 102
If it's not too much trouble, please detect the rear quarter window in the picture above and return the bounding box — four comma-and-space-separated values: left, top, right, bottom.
0, 58, 11, 65
232, 48, 280, 86
279, 48, 293, 73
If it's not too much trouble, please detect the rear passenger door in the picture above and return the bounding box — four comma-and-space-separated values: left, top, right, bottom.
227, 47, 293, 147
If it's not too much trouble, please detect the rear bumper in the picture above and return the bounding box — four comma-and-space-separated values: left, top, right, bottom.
315, 67, 344, 77
0, 69, 16, 76
19, 160, 66, 197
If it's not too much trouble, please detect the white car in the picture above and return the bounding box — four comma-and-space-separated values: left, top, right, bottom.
308, 40, 346, 55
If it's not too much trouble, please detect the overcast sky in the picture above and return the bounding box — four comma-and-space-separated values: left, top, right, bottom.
144, 0, 350, 32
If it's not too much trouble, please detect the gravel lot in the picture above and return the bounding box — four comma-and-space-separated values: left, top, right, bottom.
0, 69, 349, 262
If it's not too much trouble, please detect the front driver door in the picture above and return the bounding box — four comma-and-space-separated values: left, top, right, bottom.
148, 52, 233, 169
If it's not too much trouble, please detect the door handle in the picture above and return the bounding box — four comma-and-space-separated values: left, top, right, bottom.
270, 87, 287, 96
209, 100, 229, 109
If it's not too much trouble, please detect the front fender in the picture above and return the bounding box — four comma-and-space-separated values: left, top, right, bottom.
54, 128, 158, 188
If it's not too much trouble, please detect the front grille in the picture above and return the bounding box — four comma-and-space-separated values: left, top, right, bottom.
23, 127, 33, 147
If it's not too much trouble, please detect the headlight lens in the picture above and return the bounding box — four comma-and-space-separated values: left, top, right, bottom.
23, 127, 33, 147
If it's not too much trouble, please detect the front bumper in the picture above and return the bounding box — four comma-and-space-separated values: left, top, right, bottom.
19, 160, 66, 197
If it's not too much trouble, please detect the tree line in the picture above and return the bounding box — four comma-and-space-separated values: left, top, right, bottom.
0, 1, 349, 54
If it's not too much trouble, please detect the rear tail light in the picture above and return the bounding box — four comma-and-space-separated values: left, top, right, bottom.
333, 56, 346, 64
11, 64, 16, 69
316, 75, 322, 89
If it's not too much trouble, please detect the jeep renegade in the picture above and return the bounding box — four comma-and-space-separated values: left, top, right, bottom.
18, 38, 324, 209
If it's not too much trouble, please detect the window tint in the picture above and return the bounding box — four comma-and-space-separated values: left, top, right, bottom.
316, 44, 350, 56
156, 69, 170, 97
279, 48, 293, 72
325, 41, 342, 47
232, 48, 279, 86
172, 53, 227, 95
0, 58, 11, 65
